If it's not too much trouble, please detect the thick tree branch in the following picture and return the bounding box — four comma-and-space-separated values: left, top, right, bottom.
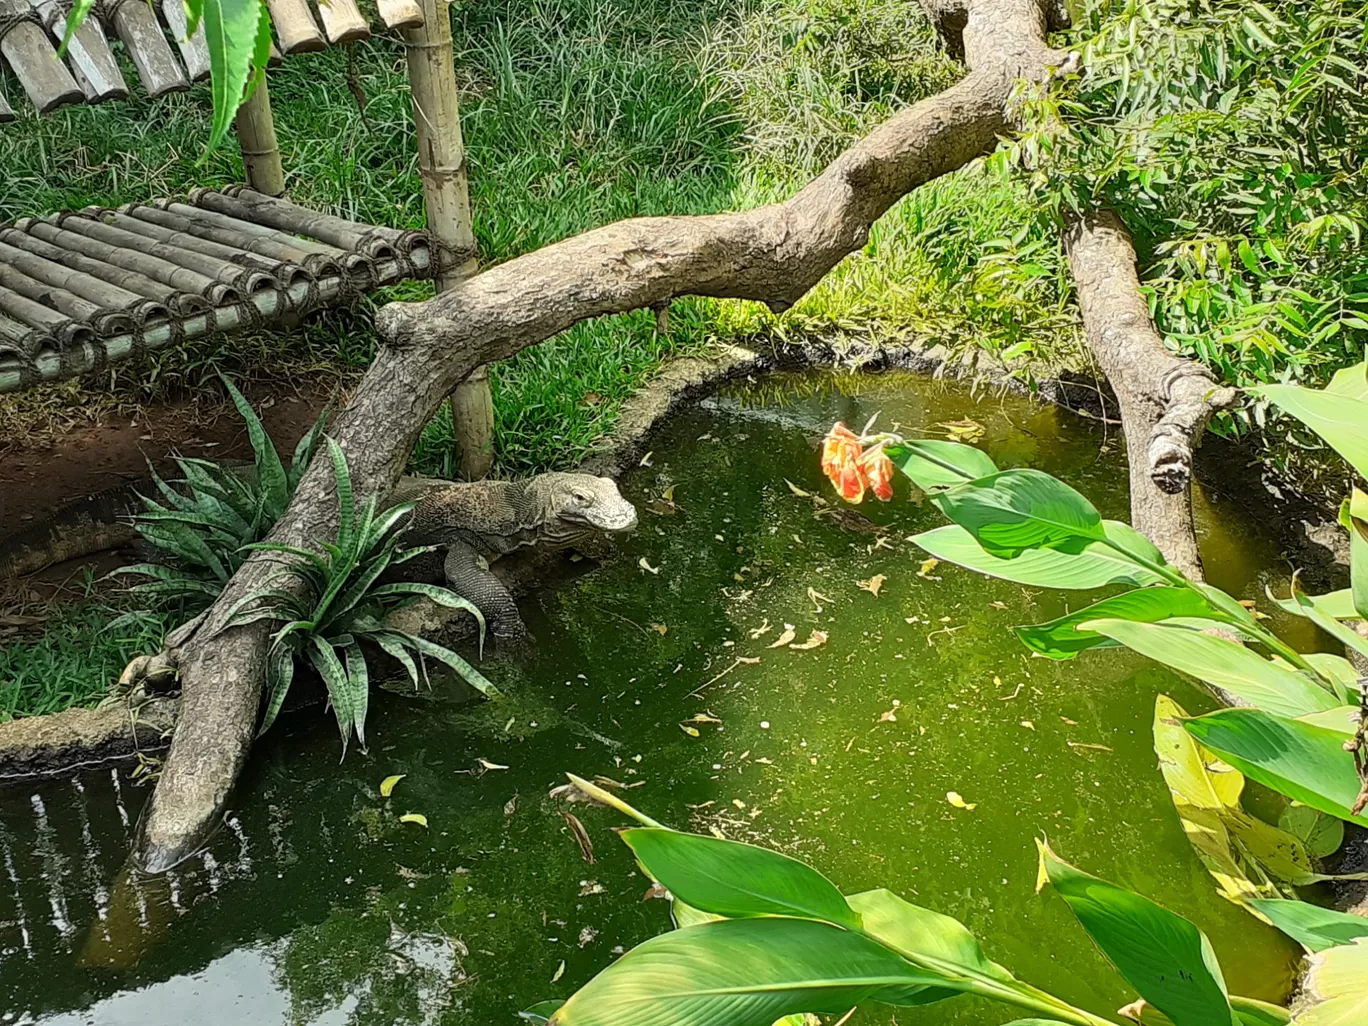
131, 0, 1069, 873
1064, 210, 1236, 579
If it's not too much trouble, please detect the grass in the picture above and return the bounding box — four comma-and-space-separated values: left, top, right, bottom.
0, 0, 1078, 474
0, 0, 1082, 717
0, 578, 172, 722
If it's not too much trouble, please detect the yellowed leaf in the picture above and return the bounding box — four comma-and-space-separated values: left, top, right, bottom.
857, 574, 887, 597
650, 623, 668, 635
638, 557, 661, 575
807, 588, 832, 611
399, 813, 428, 828
551, 959, 566, 983
789, 630, 828, 650
684, 712, 723, 724
879, 709, 897, 723
639, 451, 654, 467
680, 724, 700, 737
917, 557, 940, 577
732, 799, 746, 809
749, 619, 772, 639
478, 758, 509, 772
768, 624, 797, 648
379, 774, 405, 798
1020, 720, 1035, 731
661, 484, 675, 501
946, 791, 977, 811
784, 479, 812, 498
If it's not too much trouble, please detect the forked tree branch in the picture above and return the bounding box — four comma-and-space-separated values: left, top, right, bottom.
131, 0, 1071, 872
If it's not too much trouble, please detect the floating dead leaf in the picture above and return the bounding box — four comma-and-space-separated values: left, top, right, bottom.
879, 709, 897, 723
578, 926, 598, 948
580, 880, 606, 896
399, 812, 428, 827
561, 811, 596, 863
1117, 999, 1146, 1023
379, 774, 405, 798
638, 557, 661, 575
989, 601, 1008, 610
749, 619, 772, 639
551, 960, 566, 983
807, 588, 833, 612
917, 557, 941, 579
946, 792, 977, 811
1067, 741, 1113, 753
649, 623, 668, 635
683, 712, 723, 725
732, 799, 746, 810
784, 479, 813, 498
1020, 721, 1035, 731
504, 794, 519, 816
768, 624, 797, 648
1061, 716, 1078, 726
937, 418, 985, 442
857, 574, 887, 597
639, 451, 654, 467
477, 758, 509, 773
790, 630, 828, 650
680, 724, 701, 737
642, 882, 669, 901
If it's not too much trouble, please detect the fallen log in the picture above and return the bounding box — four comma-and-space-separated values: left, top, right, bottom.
130, 0, 1072, 872
1064, 211, 1237, 579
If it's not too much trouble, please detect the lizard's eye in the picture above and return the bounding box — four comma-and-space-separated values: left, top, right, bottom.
572, 491, 591, 506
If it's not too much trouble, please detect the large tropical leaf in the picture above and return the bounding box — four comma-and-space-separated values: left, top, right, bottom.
913, 522, 1167, 590
884, 439, 998, 491
1245, 900, 1368, 954
1183, 710, 1368, 828
931, 469, 1106, 557
1036, 841, 1237, 1026
547, 917, 954, 1026
1081, 619, 1338, 718
622, 828, 861, 930
1250, 376, 1368, 481
1017, 588, 1215, 659
1292, 938, 1368, 1026
847, 888, 1014, 986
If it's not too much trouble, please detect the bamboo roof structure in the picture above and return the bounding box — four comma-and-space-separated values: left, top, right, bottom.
0, 186, 440, 393
0, 0, 424, 120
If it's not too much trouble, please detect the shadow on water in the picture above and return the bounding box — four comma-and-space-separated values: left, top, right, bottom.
1, 370, 1305, 1025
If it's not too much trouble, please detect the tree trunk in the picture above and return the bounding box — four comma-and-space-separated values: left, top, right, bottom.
1063, 211, 1236, 578
131, 0, 1070, 872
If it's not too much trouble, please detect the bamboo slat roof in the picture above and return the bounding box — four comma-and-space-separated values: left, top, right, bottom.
0, 0, 423, 120
0, 185, 440, 393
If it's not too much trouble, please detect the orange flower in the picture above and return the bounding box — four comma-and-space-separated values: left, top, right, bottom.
821, 423, 867, 503
859, 445, 895, 502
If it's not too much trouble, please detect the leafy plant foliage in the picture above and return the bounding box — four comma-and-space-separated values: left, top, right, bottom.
114, 376, 326, 611
224, 438, 499, 751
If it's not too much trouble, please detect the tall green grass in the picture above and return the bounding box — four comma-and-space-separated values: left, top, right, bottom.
0, 0, 1074, 476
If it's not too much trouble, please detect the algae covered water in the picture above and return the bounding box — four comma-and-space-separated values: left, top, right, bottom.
0, 371, 1301, 1025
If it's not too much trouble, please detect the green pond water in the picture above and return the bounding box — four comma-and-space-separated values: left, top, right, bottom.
1, 370, 1308, 1025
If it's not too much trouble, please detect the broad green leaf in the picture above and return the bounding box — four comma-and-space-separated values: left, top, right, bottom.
1292, 938, 1368, 1025
203, 0, 268, 153
547, 917, 954, 1026
1324, 361, 1368, 401
847, 888, 1014, 985
1348, 489, 1368, 621
1250, 381, 1368, 481
1081, 619, 1338, 718
57, 0, 98, 54
1276, 583, 1368, 668
1231, 995, 1293, 1025
913, 522, 1167, 590
884, 440, 998, 492
932, 469, 1106, 556
1017, 588, 1214, 659
1278, 804, 1345, 859
1183, 710, 1368, 828
1036, 840, 1237, 1026
1245, 899, 1368, 953
1300, 655, 1360, 705
622, 829, 861, 930
1153, 695, 1295, 905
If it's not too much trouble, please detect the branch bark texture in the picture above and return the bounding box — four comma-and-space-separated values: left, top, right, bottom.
1064, 211, 1236, 579
131, 0, 1068, 872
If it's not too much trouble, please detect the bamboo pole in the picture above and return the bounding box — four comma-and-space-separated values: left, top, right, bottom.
233, 79, 287, 197
31, 0, 128, 102
160, 0, 210, 82
0, 0, 85, 112
264, 0, 324, 53
313, 0, 369, 44
400, 0, 487, 477
102, 0, 188, 98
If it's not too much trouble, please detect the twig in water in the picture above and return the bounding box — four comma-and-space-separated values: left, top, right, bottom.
686, 657, 759, 699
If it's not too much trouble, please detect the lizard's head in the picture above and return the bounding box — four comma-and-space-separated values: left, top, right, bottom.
540, 473, 639, 534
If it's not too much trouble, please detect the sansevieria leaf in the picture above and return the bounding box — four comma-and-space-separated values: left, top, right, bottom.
1036, 840, 1238, 1026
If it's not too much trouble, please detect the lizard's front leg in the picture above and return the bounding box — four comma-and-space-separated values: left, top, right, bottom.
443, 542, 529, 642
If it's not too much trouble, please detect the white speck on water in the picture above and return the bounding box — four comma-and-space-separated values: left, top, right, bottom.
760, 721, 770, 729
